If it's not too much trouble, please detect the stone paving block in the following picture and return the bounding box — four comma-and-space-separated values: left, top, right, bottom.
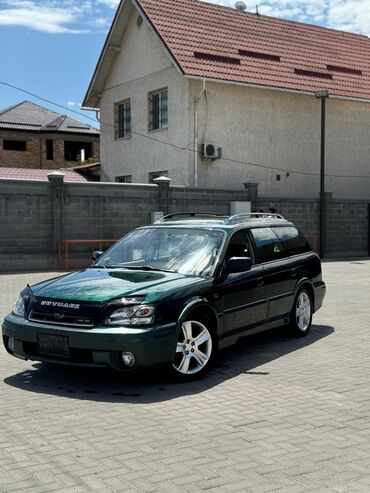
1, 262, 370, 492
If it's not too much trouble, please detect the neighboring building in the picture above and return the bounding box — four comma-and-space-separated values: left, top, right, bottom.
83, 0, 370, 199
0, 101, 100, 170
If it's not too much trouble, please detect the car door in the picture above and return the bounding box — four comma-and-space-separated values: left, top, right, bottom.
250, 227, 296, 322
271, 225, 313, 302
217, 229, 267, 338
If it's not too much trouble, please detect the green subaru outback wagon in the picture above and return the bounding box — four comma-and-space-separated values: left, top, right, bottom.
2, 213, 325, 380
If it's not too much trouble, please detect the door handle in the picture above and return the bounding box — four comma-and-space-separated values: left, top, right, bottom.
290, 268, 298, 278
256, 277, 264, 287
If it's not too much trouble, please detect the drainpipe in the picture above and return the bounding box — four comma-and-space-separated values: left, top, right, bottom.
194, 100, 199, 188
194, 80, 206, 188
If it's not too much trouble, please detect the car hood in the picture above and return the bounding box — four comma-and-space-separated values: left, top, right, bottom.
32, 268, 204, 303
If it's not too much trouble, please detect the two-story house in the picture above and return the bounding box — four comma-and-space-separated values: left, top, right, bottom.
83, 0, 370, 199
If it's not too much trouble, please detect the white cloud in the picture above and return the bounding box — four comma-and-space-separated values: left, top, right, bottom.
328, 0, 370, 34
0, 0, 114, 33
67, 101, 76, 107
0, 0, 368, 35
97, 0, 119, 8
202, 0, 370, 35
0, 7, 90, 33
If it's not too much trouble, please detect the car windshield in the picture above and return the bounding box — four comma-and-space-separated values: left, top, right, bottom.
95, 227, 225, 276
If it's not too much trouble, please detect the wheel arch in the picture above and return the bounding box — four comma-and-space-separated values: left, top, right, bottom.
295, 279, 315, 309
178, 298, 219, 336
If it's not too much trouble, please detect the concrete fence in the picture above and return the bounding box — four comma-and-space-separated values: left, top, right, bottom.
0, 174, 368, 272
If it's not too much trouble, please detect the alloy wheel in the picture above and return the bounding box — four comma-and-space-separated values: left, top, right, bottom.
173, 320, 213, 375
296, 291, 312, 332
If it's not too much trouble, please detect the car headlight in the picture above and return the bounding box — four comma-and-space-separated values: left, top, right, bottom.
12, 294, 25, 318
105, 305, 155, 326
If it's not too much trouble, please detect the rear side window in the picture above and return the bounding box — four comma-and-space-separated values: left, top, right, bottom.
250, 228, 286, 263
272, 227, 311, 256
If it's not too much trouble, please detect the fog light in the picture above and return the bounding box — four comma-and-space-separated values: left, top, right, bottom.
8, 337, 15, 352
122, 351, 136, 368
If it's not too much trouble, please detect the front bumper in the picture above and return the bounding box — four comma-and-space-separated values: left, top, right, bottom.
2, 314, 178, 370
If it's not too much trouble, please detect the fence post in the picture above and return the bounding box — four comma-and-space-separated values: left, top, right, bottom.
154, 176, 172, 215
243, 182, 259, 209
48, 171, 65, 257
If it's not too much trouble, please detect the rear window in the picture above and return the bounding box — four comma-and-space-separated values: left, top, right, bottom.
271, 227, 311, 256
250, 228, 286, 263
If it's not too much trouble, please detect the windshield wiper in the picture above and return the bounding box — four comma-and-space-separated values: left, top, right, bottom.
103, 264, 175, 273
122, 265, 176, 273
90, 264, 107, 269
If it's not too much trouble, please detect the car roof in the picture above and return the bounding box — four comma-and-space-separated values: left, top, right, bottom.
149, 213, 295, 231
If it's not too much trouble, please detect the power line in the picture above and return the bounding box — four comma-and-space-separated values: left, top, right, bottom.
1, 80, 370, 180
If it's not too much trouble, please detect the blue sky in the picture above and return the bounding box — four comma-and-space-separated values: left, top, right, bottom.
0, 0, 369, 128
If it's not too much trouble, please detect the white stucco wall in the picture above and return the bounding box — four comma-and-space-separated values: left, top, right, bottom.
99, 6, 192, 185
190, 80, 370, 199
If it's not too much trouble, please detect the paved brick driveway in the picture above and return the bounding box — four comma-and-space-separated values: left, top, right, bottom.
0, 261, 370, 492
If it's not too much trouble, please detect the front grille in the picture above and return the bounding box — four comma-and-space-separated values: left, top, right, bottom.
29, 311, 94, 328
23, 342, 94, 364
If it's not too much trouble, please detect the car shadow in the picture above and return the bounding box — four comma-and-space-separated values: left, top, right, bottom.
4, 324, 334, 403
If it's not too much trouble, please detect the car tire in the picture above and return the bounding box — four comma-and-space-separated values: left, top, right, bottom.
289, 288, 313, 337
170, 314, 217, 381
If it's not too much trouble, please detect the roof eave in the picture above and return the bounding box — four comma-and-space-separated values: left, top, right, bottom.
184, 75, 370, 104
82, 0, 130, 109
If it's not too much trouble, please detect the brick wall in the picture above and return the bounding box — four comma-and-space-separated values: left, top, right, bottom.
0, 131, 42, 168
0, 175, 368, 272
0, 130, 100, 170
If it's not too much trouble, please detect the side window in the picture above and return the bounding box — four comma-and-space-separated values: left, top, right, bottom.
271, 227, 311, 256
115, 175, 132, 183
225, 229, 254, 263
250, 228, 286, 263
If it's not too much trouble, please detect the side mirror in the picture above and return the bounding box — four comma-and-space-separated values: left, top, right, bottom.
92, 251, 104, 262
227, 257, 252, 274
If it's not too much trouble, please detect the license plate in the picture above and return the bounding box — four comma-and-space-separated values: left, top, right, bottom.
37, 333, 70, 358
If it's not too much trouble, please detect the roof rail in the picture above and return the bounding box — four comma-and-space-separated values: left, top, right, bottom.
157, 212, 227, 222
225, 213, 285, 224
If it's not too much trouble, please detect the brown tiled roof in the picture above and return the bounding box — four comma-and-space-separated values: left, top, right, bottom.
67, 162, 101, 171
0, 167, 89, 182
136, 0, 370, 100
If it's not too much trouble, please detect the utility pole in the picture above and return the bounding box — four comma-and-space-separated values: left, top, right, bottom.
315, 90, 329, 258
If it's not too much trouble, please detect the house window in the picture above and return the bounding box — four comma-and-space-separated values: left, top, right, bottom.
64, 141, 92, 161
148, 88, 168, 131
3, 140, 27, 151
115, 175, 132, 183
149, 170, 168, 183
46, 140, 54, 160
115, 99, 131, 139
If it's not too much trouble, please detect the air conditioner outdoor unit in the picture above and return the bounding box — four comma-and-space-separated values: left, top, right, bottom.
201, 143, 222, 159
